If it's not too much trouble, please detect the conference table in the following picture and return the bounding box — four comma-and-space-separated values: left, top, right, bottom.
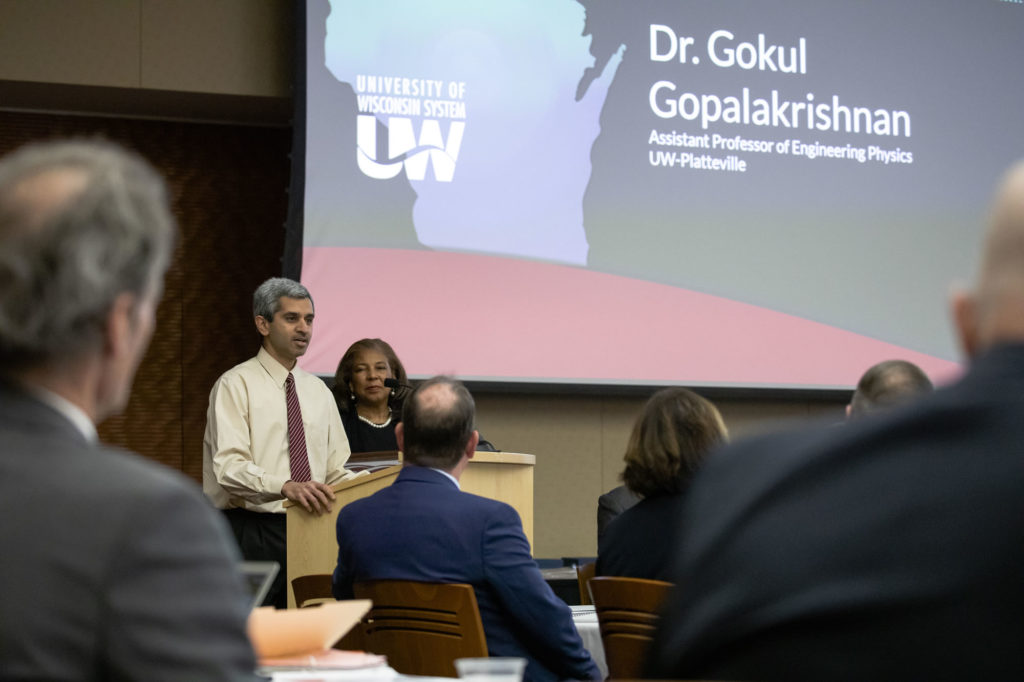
263, 607, 606, 681
267, 670, 396, 681
571, 604, 608, 678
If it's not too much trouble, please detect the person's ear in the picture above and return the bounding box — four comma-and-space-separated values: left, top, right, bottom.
395, 422, 405, 453
951, 288, 980, 359
465, 430, 479, 459
105, 288, 151, 356
255, 315, 271, 337
96, 291, 150, 420
104, 292, 135, 358
845, 404, 852, 419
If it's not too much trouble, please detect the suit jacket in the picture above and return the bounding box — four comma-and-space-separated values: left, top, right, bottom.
0, 381, 258, 681
647, 343, 1024, 681
333, 466, 600, 682
596, 484, 640, 546
596, 494, 682, 581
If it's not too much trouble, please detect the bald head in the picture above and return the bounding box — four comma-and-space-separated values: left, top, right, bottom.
400, 376, 476, 470
1, 168, 90, 232
980, 163, 1024, 303
849, 360, 933, 418
954, 161, 1024, 356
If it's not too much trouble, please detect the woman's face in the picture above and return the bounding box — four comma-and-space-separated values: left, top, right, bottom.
349, 349, 393, 406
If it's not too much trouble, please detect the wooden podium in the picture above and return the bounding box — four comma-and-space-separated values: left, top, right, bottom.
285, 452, 535, 608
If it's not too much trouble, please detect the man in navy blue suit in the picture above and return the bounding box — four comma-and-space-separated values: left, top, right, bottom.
333, 376, 599, 682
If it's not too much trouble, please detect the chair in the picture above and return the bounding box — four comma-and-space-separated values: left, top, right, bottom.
353, 580, 487, 677
291, 573, 366, 650
577, 561, 596, 605
291, 573, 335, 608
588, 576, 673, 679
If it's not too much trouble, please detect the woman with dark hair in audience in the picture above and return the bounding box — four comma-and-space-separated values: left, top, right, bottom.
596, 387, 728, 581
334, 338, 409, 453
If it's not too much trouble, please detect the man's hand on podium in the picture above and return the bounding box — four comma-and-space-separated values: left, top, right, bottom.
283, 480, 336, 515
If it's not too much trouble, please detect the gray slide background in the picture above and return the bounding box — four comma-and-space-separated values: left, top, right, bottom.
303, 0, 1024, 363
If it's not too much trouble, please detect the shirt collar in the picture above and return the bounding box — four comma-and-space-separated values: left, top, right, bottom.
25, 384, 98, 443
430, 467, 461, 490
256, 346, 293, 387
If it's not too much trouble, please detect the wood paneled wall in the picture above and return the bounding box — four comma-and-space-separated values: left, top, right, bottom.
0, 111, 290, 479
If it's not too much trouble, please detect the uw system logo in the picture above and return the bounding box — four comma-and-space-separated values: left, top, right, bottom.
353, 74, 468, 182
356, 115, 465, 182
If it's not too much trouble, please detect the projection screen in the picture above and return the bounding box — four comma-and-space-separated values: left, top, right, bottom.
294, 0, 1024, 389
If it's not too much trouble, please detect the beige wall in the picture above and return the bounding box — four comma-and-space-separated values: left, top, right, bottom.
0, 0, 851, 558
475, 390, 844, 557
0, 0, 292, 97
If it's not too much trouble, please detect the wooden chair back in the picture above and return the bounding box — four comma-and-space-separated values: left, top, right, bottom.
291, 573, 366, 650
353, 580, 488, 677
291, 573, 334, 608
577, 561, 596, 605
588, 576, 673, 679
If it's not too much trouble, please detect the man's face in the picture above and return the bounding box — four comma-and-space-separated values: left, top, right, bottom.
257, 296, 314, 368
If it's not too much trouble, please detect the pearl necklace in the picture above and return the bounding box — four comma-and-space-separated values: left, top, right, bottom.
358, 411, 392, 429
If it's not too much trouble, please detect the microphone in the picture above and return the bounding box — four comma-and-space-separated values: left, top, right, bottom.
384, 378, 414, 392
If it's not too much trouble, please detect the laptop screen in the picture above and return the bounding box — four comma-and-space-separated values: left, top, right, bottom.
239, 561, 280, 610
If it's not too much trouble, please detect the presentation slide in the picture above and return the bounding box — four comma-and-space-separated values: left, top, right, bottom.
297, 0, 1024, 389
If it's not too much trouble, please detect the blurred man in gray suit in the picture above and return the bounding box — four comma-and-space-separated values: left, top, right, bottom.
0, 140, 259, 681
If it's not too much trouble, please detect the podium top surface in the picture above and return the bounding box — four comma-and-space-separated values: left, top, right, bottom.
472, 451, 535, 465
285, 452, 536, 504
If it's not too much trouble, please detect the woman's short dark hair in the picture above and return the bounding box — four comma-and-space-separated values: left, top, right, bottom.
333, 338, 408, 413
621, 387, 727, 499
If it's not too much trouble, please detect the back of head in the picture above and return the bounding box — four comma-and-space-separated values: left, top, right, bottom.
253, 277, 312, 321
848, 360, 934, 418
622, 387, 728, 498
967, 161, 1024, 348
401, 376, 475, 470
0, 139, 175, 375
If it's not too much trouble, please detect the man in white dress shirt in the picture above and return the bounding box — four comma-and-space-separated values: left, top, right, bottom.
203, 277, 355, 607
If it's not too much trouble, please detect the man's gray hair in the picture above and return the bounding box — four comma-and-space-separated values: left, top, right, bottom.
0, 139, 175, 372
849, 359, 934, 418
253, 277, 313, 321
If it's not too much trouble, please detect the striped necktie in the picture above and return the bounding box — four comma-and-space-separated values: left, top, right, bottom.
285, 372, 312, 482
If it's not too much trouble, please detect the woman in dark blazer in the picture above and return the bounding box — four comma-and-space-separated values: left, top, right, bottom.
333, 338, 409, 454
596, 387, 728, 581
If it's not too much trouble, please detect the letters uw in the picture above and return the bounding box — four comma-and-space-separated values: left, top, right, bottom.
356, 115, 465, 182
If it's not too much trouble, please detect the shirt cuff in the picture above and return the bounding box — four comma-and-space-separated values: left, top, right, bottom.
266, 474, 290, 496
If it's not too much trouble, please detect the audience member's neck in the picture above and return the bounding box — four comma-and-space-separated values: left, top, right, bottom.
970, 293, 1024, 356
411, 459, 468, 482
17, 363, 100, 424
975, 327, 1024, 360
448, 457, 470, 481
